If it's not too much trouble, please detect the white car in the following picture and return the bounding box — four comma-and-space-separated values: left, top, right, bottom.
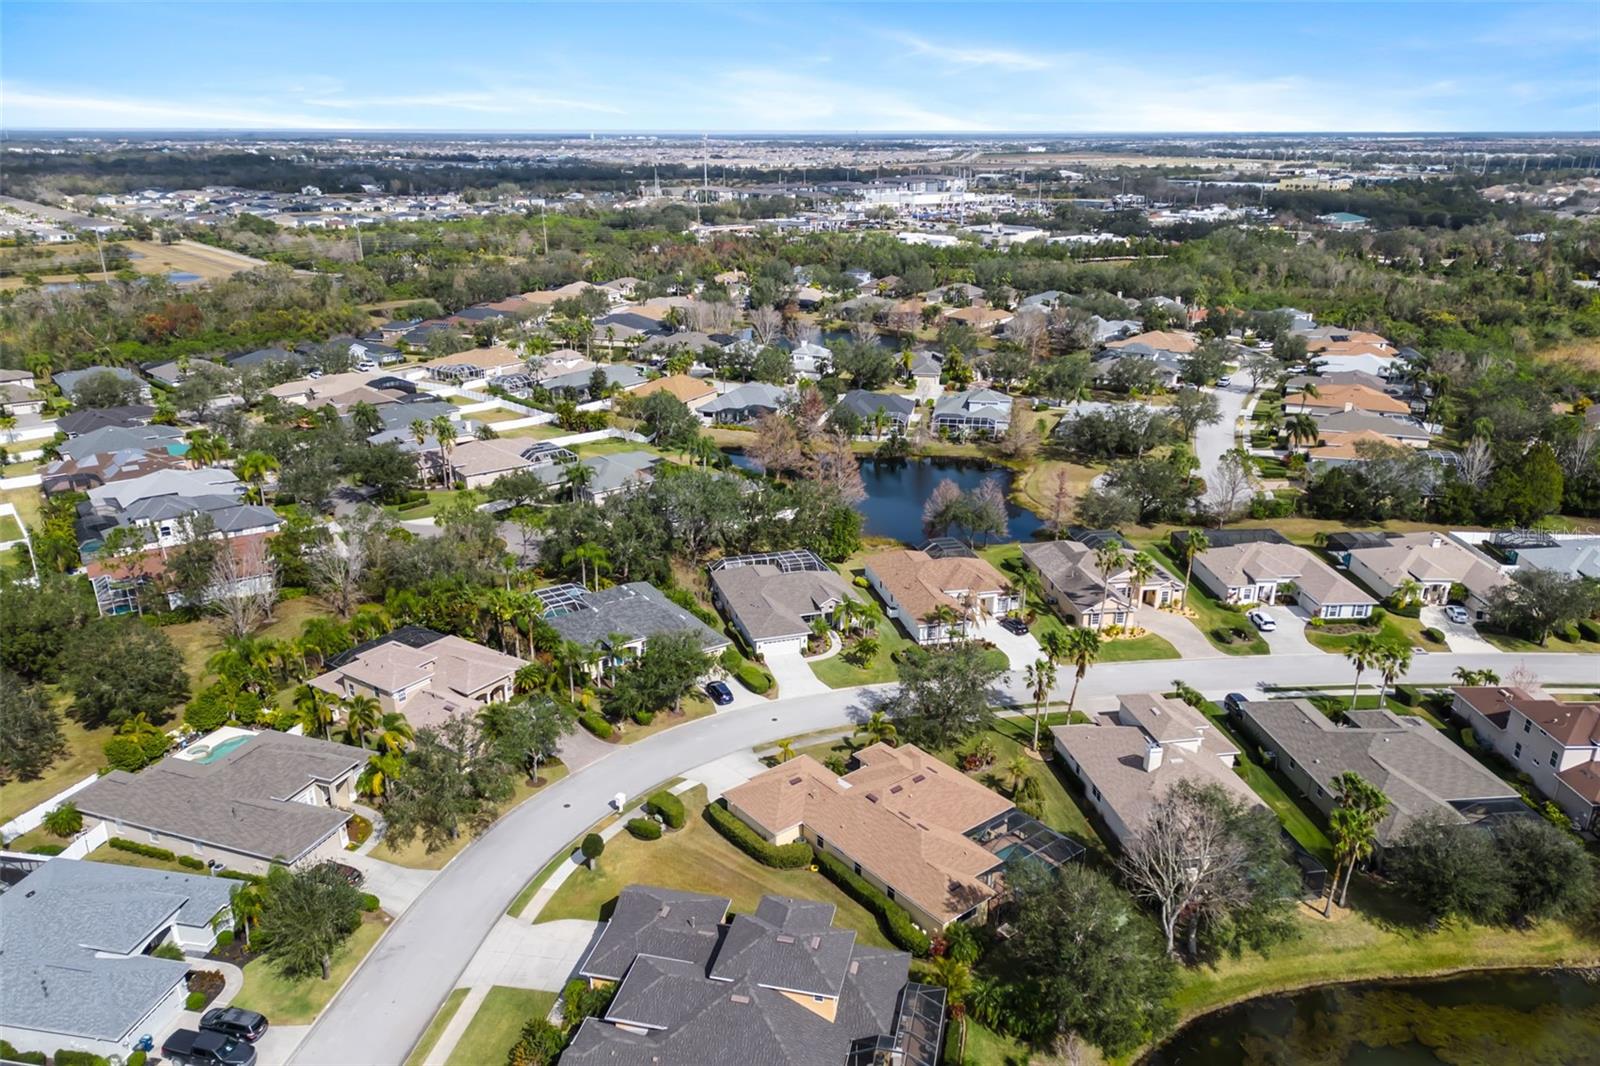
354, 358, 378, 373
1246, 608, 1277, 632
1216, 376, 1232, 388
1444, 605, 1470, 625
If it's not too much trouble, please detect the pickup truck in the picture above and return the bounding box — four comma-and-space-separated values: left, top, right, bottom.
161, 1028, 257, 1066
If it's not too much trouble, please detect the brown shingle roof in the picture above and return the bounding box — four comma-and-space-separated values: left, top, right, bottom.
1453, 687, 1600, 748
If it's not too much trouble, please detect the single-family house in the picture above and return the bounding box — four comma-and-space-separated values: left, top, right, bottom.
0, 382, 46, 417
310, 625, 525, 730
1104, 330, 1198, 355
1283, 383, 1410, 419
1053, 693, 1263, 847
57, 423, 187, 463
540, 363, 649, 397
0, 861, 235, 1060
74, 729, 366, 874
565, 885, 944, 1066
1342, 531, 1508, 620
834, 389, 915, 434
1020, 538, 1183, 630
941, 305, 1013, 332
446, 437, 576, 490
1452, 687, 1600, 830
863, 548, 1021, 644
629, 373, 718, 409
931, 389, 1012, 436
578, 450, 660, 502
725, 743, 1079, 930
56, 405, 156, 437
909, 351, 943, 401
788, 340, 832, 378
544, 581, 730, 671
419, 345, 526, 385
1234, 699, 1524, 847
40, 447, 189, 497
700, 382, 789, 424
709, 550, 856, 655
1511, 538, 1600, 582
1191, 540, 1376, 619
55, 366, 152, 404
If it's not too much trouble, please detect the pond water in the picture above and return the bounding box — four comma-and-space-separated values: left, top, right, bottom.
1142, 969, 1600, 1066
724, 452, 1043, 545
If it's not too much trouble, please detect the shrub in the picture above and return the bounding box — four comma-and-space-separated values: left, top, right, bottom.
52, 1053, 108, 1066
1577, 618, 1600, 642
215, 930, 234, 948
1209, 626, 1235, 644
185, 991, 206, 1011
507, 1018, 564, 1065
103, 734, 150, 772
629, 709, 654, 726
645, 791, 685, 829
853, 575, 869, 588
359, 892, 380, 912
1555, 622, 1581, 643
581, 833, 605, 866
1423, 627, 1446, 643
152, 941, 185, 961
626, 817, 662, 840
42, 801, 82, 838
704, 800, 813, 868
27, 844, 64, 856
1387, 600, 1422, 619
110, 837, 178, 862
736, 663, 772, 693
129, 1052, 148, 1066
178, 855, 206, 870
1392, 684, 1422, 707
346, 813, 373, 847
217, 869, 264, 883
719, 646, 742, 672
578, 711, 613, 740
0, 1041, 47, 1065
1230, 626, 1252, 642
814, 851, 930, 956
1368, 607, 1387, 625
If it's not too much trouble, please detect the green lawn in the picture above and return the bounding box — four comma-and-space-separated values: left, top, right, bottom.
382, 488, 484, 521
1199, 704, 1333, 864
617, 699, 714, 743
232, 911, 390, 1024
536, 786, 895, 949
1145, 544, 1268, 655
84, 842, 202, 873
0, 514, 23, 542
1481, 630, 1600, 655
1303, 613, 1426, 653
1096, 632, 1180, 662
405, 987, 469, 1066
809, 568, 916, 688
445, 987, 557, 1066
377, 766, 569, 870
0, 702, 113, 824
955, 1017, 1033, 1066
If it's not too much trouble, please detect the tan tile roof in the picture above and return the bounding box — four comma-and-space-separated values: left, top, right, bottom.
632, 374, 717, 404
1348, 533, 1509, 597
942, 306, 1012, 327
449, 437, 542, 480
864, 549, 1011, 620
1308, 429, 1396, 460
309, 634, 524, 731
1105, 330, 1197, 353
1283, 383, 1409, 415
724, 744, 1013, 925
419, 345, 525, 372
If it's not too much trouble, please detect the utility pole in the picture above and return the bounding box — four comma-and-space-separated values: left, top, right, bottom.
93, 228, 108, 277
539, 201, 548, 256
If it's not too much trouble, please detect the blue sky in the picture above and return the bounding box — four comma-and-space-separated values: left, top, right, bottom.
3, 2, 1597, 132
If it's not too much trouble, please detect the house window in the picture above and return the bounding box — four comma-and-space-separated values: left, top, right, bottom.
816, 836, 825, 852
853, 862, 861, 875
1514, 742, 1522, 759
1550, 751, 1560, 768
1524, 720, 1532, 733
886, 887, 895, 901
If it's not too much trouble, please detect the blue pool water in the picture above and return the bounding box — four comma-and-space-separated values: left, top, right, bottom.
196, 735, 252, 763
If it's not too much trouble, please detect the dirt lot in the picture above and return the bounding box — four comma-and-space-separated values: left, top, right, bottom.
0, 238, 267, 290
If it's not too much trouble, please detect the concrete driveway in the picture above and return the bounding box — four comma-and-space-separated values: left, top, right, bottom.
1195, 383, 1250, 490
686, 750, 771, 800
976, 618, 1044, 670
342, 854, 438, 917
462, 916, 603, 991
764, 644, 832, 698
1252, 604, 1317, 655
1133, 607, 1221, 659
1421, 606, 1499, 654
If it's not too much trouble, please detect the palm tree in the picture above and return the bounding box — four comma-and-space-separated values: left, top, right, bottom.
1453, 666, 1499, 687
1060, 627, 1102, 719
774, 738, 796, 763
860, 710, 897, 747
1285, 413, 1320, 451
410, 419, 431, 486
1024, 657, 1057, 753
1093, 542, 1127, 629
1129, 552, 1157, 610
1179, 529, 1209, 609
1004, 754, 1032, 796
342, 695, 381, 748
351, 402, 383, 438
371, 711, 414, 755
1324, 771, 1390, 915
235, 450, 279, 505
563, 543, 610, 590
186, 428, 229, 465
1393, 578, 1423, 610
1374, 640, 1413, 709
928, 956, 976, 1062
430, 416, 457, 487
1038, 627, 1067, 665
294, 684, 334, 741
563, 457, 597, 502
1293, 380, 1320, 412
358, 750, 404, 800
1343, 632, 1383, 711
230, 883, 266, 948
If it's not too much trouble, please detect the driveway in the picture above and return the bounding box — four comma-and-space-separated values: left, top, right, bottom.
1132, 607, 1221, 659
685, 750, 771, 800
1195, 382, 1250, 492
764, 644, 832, 698
461, 916, 603, 991
975, 618, 1044, 670
1252, 604, 1317, 655
1421, 606, 1499, 654
342, 854, 438, 917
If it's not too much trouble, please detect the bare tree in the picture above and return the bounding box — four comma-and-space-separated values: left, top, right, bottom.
210, 534, 280, 641
1118, 781, 1247, 957
746, 413, 805, 477
308, 508, 387, 618
750, 306, 783, 346
849, 319, 879, 344
805, 429, 867, 504
690, 298, 735, 333
1557, 426, 1598, 480
1458, 436, 1494, 491
1006, 309, 1048, 360
1047, 468, 1075, 534
1205, 448, 1256, 525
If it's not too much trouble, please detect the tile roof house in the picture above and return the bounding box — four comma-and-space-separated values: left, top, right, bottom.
446, 437, 576, 490
579, 450, 660, 502
566, 885, 944, 1066
863, 548, 1021, 644
1191, 541, 1376, 620
74, 729, 366, 873
630, 373, 718, 408
55, 404, 157, 437
1283, 382, 1410, 418
709, 553, 856, 654
931, 389, 1012, 436
725, 744, 1028, 930
1341, 532, 1509, 621
1053, 693, 1264, 846
1311, 409, 1433, 446
40, 446, 189, 497
1451, 687, 1600, 831
0, 860, 235, 1059
1510, 537, 1600, 582
418, 345, 526, 383
545, 582, 730, 671
310, 627, 525, 731
1104, 330, 1198, 354
1234, 699, 1525, 846
940, 305, 1014, 332
57, 423, 187, 463
55, 366, 152, 403
1020, 539, 1184, 630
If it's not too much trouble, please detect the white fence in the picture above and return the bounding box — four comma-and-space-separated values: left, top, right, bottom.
0, 772, 101, 841
0, 472, 42, 491
545, 427, 650, 447
57, 820, 111, 859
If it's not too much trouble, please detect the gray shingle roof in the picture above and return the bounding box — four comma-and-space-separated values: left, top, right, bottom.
548, 582, 730, 653
711, 563, 854, 643
0, 860, 233, 1042
835, 390, 915, 423
55, 366, 147, 396
701, 383, 789, 418
579, 886, 730, 981
56, 405, 156, 436
74, 730, 363, 863
58, 424, 186, 462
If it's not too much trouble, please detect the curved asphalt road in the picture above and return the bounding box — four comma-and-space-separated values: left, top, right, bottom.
291, 651, 1595, 1066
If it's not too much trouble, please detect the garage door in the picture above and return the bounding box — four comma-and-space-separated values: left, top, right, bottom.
757, 636, 806, 655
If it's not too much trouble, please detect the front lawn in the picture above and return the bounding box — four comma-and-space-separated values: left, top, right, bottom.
381, 488, 484, 521
232, 910, 390, 1024
617, 699, 714, 744
376, 766, 569, 870
1480, 629, 1600, 655
1199, 704, 1333, 864
535, 786, 894, 949
1302, 613, 1425, 653
1096, 632, 1180, 662
445, 987, 557, 1066
1145, 544, 1268, 656
405, 987, 469, 1066
0, 703, 113, 824
808, 565, 917, 688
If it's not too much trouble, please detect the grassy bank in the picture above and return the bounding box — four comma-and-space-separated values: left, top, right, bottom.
445, 987, 557, 1066
233, 911, 390, 1024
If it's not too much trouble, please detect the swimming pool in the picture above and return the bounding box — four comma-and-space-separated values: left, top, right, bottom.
194, 735, 252, 763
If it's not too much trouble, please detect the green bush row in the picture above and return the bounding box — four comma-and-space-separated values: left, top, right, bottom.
645, 790, 685, 829
27, 844, 64, 856
625, 818, 662, 840
1391, 684, 1422, 707
813, 850, 931, 956
1578, 619, 1600, 642
736, 663, 772, 694
578, 711, 613, 740
53, 1052, 109, 1066
110, 837, 177, 862
217, 869, 263, 883
0, 1040, 47, 1065
128, 1052, 148, 1066
178, 855, 206, 870
703, 801, 813, 869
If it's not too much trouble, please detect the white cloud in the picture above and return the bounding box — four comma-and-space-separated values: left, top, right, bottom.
0, 85, 364, 129
889, 32, 1051, 71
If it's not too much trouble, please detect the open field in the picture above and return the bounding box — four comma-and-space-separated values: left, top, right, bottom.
0, 239, 268, 290
445, 987, 557, 1066
0, 705, 114, 824
233, 911, 391, 1024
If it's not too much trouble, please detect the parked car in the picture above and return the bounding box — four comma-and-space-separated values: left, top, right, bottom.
1444, 605, 1470, 625
319, 861, 364, 888
354, 358, 378, 372
161, 1029, 257, 1066
1223, 692, 1248, 716
1246, 608, 1277, 632
705, 680, 734, 706
201, 1007, 269, 1043
998, 617, 1029, 636
1216, 376, 1232, 388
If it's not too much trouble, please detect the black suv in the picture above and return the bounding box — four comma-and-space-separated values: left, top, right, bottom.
201, 1006, 269, 1042
161, 1028, 257, 1066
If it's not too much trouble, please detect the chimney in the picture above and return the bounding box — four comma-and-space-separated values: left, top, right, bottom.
1430, 533, 1443, 548
1143, 741, 1164, 772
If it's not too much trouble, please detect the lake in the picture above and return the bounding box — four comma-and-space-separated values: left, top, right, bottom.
724, 452, 1043, 545
1142, 969, 1600, 1065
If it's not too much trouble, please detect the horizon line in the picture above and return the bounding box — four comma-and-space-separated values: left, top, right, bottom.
6, 127, 1600, 139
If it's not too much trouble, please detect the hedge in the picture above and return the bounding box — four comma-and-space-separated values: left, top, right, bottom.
359, 892, 381, 912
27, 844, 64, 856
704, 801, 813, 868
185, 991, 207, 1011
0, 1041, 46, 1065
179, 855, 206, 870
1578, 618, 1600, 643
217, 869, 264, 884
626, 817, 662, 840
579, 711, 614, 740
736, 663, 772, 694
53, 1052, 108, 1066
1386, 600, 1422, 618
719, 646, 743, 672
813, 850, 931, 956
110, 837, 177, 862
1555, 622, 1581, 642
1423, 627, 1446, 643
629, 709, 654, 726
645, 790, 685, 829
1391, 684, 1422, 707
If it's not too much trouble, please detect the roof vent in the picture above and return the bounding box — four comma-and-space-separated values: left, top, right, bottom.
776, 934, 796, 944
849, 960, 860, 975
787, 777, 803, 786
911, 774, 926, 783
730, 994, 751, 1005
889, 785, 904, 794
809, 935, 822, 950
866, 793, 879, 803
